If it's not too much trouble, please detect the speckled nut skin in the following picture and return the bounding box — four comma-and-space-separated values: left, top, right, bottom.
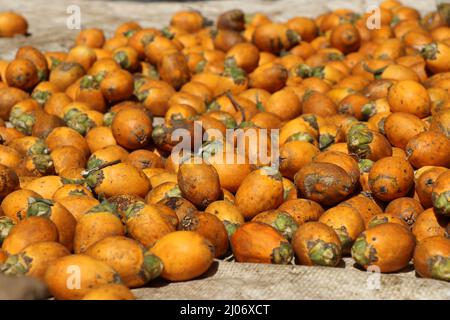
351, 223, 415, 273
294, 162, 354, 207
231, 221, 293, 264
177, 158, 222, 210
346, 123, 392, 161
44, 254, 122, 300
252, 210, 298, 241
413, 236, 450, 282
85, 236, 163, 288
235, 166, 284, 220
292, 222, 342, 267
150, 231, 215, 282
412, 208, 450, 243
319, 206, 365, 254
431, 170, 450, 216
179, 211, 229, 258
406, 131, 450, 169
415, 166, 448, 209
369, 156, 414, 202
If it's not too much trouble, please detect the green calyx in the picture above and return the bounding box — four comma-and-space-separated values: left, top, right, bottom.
358, 159, 374, 173
9, 108, 36, 135
296, 64, 312, 78
378, 118, 387, 135
420, 42, 439, 61
224, 57, 237, 69
351, 235, 378, 267
86, 156, 104, 170
223, 221, 240, 239
224, 118, 238, 129
328, 52, 344, 61
123, 29, 137, 38
307, 239, 341, 267
141, 252, 164, 282
362, 63, 387, 80
64, 109, 95, 136
37, 69, 47, 82
151, 124, 168, 146
286, 29, 301, 46
68, 189, 87, 196
113, 51, 130, 69
31, 91, 51, 106
199, 140, 224, 159
310, 66, 325, 79
84, 170, 104, 189
79, 75, 99, 89
133, 80, 147, 97
160, 27, 174, 40
63, 108, 81, 122
209, 28, 219, 39
361, 102, 376, 120
428, 255, 450, 281
271, 242, 294, 265
0, 217, 15, 245
31, 154, 54, 174
29, 139, 49, 156
26, 198, 54, 218
347, 124, 373, 158
146, 64, 160, 80
195, 60, 207, 73
166, 185, 182, 198
223, 65, 247, 85
286, 132, 315, 144
141, 34, 155, 46
319, 133, 334, 150
238, 121, 256, 129
0, 253, 32, 277
283, 185, 293, 200
88, 199, 119, 216
367, 216, 388, 229
50, 57, 61, 69
103, 112, 115, 127
93, 71, 106, 83
206, 101, 220, 112
124, 201, 146, 219
334, 226, 353, 253
256, 100, 265, 112
61, 177, 85, 185
389, 15, 401, 28
273, 212, 298, 241
432, 191, 450, 216
301, 114, 319, 130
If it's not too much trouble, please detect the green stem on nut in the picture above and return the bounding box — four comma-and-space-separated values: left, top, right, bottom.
273, 212, 298, 241
307, 239, 341, 267
0, 217, 15, 245
271, 242, 294, 265
351, 235, 378, 267
26, 198, 54, 218
432, 191, 450, 216
0, 253, 31, 277
428, 255, 450, 281
141, 252, 164, 282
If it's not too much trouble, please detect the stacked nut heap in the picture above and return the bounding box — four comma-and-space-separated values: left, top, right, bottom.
0, 0, 449, 300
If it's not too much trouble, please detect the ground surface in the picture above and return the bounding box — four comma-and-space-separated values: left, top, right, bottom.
0, 0, 449, 299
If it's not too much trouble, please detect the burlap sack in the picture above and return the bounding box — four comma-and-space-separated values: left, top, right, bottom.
133, 259, 450, 300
